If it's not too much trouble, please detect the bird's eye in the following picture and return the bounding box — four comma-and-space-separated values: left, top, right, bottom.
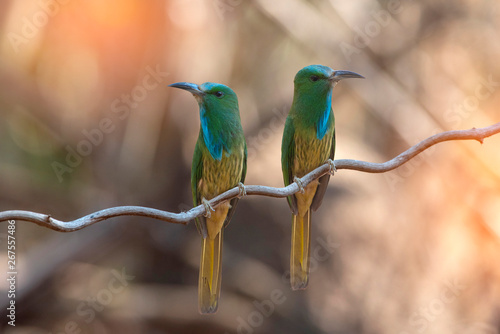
214, 91, 224, 98
310, 75, 319, 82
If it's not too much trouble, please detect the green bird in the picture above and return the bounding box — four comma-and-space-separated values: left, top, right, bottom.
169, 81, 247, 314
281, 65, 364, 290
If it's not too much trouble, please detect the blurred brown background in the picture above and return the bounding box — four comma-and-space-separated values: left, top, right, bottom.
1, 0, 500, 333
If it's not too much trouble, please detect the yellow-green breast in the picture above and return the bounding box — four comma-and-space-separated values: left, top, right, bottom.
293, 129, 333, 178
200, 147, 245, 200
292, 127, 333, 217
198, 147, 245, 239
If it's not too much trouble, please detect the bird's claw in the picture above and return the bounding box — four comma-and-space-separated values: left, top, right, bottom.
327, 159, 337, 176
202, 198, 215, 218
294, 176, 305, 194
238, 182, 246, 197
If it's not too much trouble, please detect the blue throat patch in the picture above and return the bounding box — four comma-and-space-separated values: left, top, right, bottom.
316, 89, 332, 140
200, 107, 223, 161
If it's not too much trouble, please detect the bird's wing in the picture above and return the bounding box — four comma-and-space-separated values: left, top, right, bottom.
311, 128, 335, 211
282, 116, 298, 215
192, 138, 206, 236
223, 142, 247, 228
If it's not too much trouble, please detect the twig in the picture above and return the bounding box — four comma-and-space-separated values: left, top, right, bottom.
1, 123, 499, 232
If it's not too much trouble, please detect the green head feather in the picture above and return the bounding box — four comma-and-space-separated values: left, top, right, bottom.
169, 81, 243, 160
291, 65, 364, 139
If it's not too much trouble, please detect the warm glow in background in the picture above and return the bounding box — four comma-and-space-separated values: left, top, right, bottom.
0, 0, 500, 333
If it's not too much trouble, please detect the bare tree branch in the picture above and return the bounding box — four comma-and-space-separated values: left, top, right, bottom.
1, 123, 499, 232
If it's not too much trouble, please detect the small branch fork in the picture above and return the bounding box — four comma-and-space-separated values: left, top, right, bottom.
1, 123, 499, 232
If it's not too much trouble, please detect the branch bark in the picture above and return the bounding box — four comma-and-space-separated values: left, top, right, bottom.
1, 123, 499, 232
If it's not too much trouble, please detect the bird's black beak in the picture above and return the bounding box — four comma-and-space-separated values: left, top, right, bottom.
168, 82, 205, 96
330, 70, 365, 81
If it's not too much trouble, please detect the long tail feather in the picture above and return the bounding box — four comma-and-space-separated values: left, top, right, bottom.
290, 210, 311, 290
199, 229, 223, 314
